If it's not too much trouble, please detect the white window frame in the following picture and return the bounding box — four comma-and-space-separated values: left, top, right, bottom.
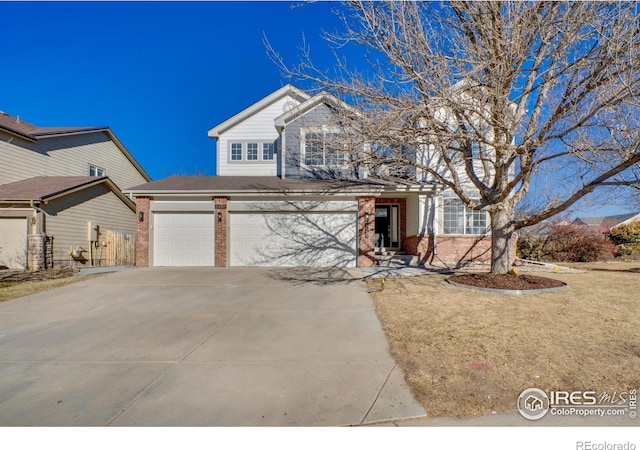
441, 191, 489, 235
230, 143, 243, 161
228, 141, 277, 163
246, 142, 258, 161
89, 164, 106, 177
301, 127, 348, 168
262, 142, 275, 161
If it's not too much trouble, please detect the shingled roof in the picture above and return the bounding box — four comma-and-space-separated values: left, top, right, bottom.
126, 175, 437, 196
0, 176, 109, 202
0, 111, 105, 141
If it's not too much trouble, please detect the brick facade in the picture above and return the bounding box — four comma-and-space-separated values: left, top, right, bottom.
214, 196, 228, 267
405, 233, 517, 266
358, 196, 376, 267
135, 196, 150, 267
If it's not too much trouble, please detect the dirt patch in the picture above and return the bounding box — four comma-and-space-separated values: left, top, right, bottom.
449, 273, 566, 290
367, 270, 640, 418
0, 267, 95, 303
0, 267, 73, 283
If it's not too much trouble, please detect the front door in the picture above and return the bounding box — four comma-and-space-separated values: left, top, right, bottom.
375, 205, 399, 250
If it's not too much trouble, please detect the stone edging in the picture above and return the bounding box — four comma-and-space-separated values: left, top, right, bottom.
445, 278, 568, 295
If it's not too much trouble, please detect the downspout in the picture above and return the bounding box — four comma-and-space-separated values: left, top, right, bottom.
29, 200, 46, 235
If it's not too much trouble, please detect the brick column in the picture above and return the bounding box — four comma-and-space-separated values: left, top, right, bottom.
214, 196, 228, 267
135, 196, 150, 267
358, 196, 376, 267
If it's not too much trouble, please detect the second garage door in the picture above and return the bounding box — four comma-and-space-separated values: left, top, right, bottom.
230, 212, 357, 267
153, 212, 215, 266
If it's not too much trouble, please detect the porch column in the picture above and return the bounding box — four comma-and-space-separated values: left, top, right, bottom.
214, 196, 228, 267
135, 196, 150, 267
358, 196, 376, 267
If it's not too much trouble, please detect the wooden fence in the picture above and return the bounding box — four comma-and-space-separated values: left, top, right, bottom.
104, 230, 135, 266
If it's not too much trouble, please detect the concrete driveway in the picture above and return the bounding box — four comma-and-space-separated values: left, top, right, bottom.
0, 267, 425, 426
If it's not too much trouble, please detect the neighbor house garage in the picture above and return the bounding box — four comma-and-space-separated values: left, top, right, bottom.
0, 217, 27, 269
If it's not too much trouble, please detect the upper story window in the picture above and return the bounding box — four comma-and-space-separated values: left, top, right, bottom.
247, 143, 258, 161
262, 143, 274, 160
442, 191, 489, 235
303, 130, 346, 167
229, 141, 276, 163
89, 164, 106, 177
231, 143, 243, 161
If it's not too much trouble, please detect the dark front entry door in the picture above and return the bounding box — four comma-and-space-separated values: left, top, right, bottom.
375, 204, 400, 249
375, 206, 391, 248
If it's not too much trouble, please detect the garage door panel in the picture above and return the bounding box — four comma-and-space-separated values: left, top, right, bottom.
230, 212, 357, 268
0, 218, 27, 270
154, 213, 214, 267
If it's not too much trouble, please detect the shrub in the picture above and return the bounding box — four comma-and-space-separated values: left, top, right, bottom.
607, 221, 640, 255
517, 235, 545, 260
517, 224, 616, 262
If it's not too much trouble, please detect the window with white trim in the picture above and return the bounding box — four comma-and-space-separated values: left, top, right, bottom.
262, 142, 274, 160
442, 191, 489, 235
89, 164, 105, 177
229, 141, 276, 162
247, 143, 258, 160
231, 143, 243, 161
303, 130, 346, 167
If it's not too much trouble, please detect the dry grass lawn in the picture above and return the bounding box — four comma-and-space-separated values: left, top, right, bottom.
0, 276, 96, 302
367, 262, 640, 418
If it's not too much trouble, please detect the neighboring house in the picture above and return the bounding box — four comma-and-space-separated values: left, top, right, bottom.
128, 84, 498, 268
0, 112, 151, 270
573, 213, 640, 235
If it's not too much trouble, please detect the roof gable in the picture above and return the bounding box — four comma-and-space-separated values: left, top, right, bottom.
207, 84, 311, 138
273, 91, 361, 132
0, 176, 135, 211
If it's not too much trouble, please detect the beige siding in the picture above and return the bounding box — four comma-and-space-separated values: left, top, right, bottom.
0, 131, 148, 190
43, 185, 136, 266
217, 95, 302, 176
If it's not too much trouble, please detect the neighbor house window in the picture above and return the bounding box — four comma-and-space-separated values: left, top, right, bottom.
262, 142, 274, 160
303, 130, 346, 166
89, 165, 105, 177
442, 191, 488, 235
230, 142, 243, 161
247, 143, 258, 160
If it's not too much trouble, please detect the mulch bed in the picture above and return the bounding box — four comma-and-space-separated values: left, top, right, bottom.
449, 273, 566, 290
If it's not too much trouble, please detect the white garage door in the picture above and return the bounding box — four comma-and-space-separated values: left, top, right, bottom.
153, 213, 215, 266
0, 218, 27, 270
230, 212, 357, 267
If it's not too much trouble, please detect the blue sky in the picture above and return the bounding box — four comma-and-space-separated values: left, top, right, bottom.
1, 1, 342, 178
1, 1, 634, 217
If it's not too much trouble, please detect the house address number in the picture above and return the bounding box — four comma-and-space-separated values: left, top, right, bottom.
215, 204, 227, 209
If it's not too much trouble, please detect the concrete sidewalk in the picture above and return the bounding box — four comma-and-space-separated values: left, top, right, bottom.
0, 267, 425, 426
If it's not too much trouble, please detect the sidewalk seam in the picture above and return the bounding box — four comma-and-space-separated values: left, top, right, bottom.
360, 362, 396, 425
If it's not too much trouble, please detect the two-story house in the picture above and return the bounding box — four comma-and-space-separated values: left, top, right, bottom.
128, 84, 493, 268
0, 111, 151, 270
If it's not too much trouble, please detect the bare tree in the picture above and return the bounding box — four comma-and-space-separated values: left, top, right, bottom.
268, 1, 640, 274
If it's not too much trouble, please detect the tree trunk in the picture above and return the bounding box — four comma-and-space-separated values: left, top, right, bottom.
489, 207, 514, 275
